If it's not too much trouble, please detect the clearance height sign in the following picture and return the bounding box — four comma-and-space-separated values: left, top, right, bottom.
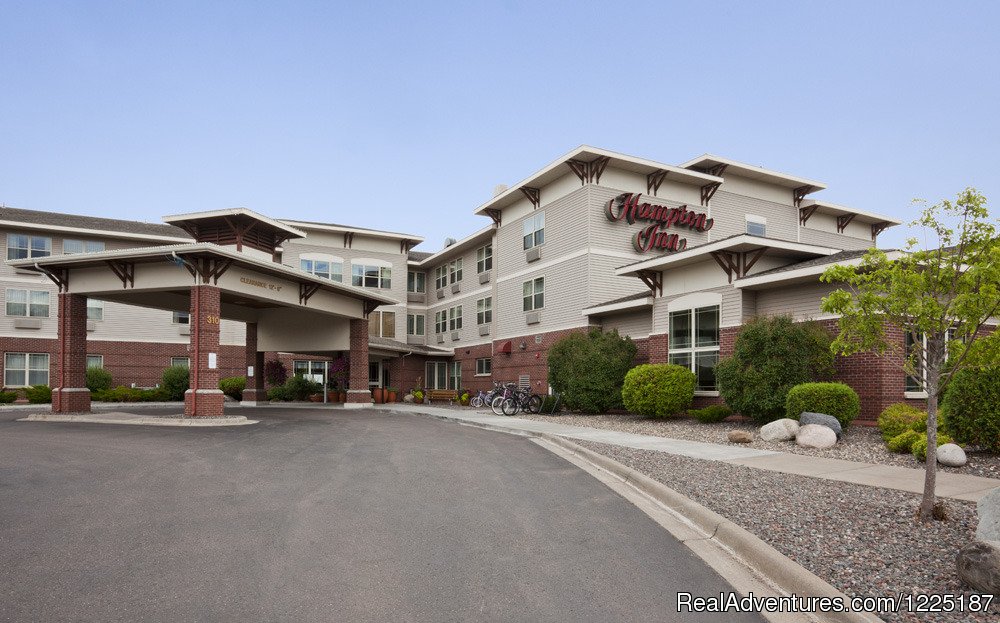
604, 193, 713, 253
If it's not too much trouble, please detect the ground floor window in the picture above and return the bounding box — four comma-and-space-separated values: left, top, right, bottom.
668, 304, 720, 392
87, 355, 104, 368
294, 360, 329, 384
172, 311, 189, 324
87, 299, 104, 321
4, 352, 49, 387
425, 361, 461, 390
171, 357, 190, 368
905, 329, 956, 393
476, 358, 492, 376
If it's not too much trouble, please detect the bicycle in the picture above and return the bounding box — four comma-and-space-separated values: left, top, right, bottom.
500, 386, 542, 416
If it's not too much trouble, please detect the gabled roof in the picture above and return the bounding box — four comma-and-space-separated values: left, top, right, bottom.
679, 154, 827, 191
163, 208, 307, 240
0, 206, 190, 243
735, 248, 905, 289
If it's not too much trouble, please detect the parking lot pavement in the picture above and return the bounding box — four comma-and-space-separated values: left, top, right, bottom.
0, 407, 763, 622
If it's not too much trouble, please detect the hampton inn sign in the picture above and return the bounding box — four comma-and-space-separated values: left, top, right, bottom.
604, 192, 714, 253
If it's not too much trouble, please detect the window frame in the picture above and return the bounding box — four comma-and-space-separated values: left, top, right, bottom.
522, 212, 545, 250
351, 264, 391, 289
6, 234, 51, 260
448, 305, 463, 331
475, 358, 492, 376
522, 277, 544, 312
904, 329, 957, 397
172, 311, 190, 324
87, 298, 104, 321
407, 271, 426, 293
368, 310, 396, 338
668, 304, 721, 393
434, 310, 447, 334
3, 352, 50, 387
406, 313, 425, 336
476, 244, 493, 273
448, 259, 463, 284
170, 357, 190, 368
300, 257, 344, 283
746, 215, 767, 237
5, 289, 50, 318
477, 296, 492, 325
87, 354, 104, 369
63, 239, 106, 254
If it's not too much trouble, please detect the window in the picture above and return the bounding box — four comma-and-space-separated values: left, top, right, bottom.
171, 357, 190, 368
172, 311, 190, 324
477, 297, 492, 325
523, 213, 545, 250
668, 305, 720, 392
368, 311, 396, 338
434, 310, 447, 334
6, 289, 49, 317
301, 258, 343, 282
448, 259, 463, 284
407, 271, 426, 293
477, 244, 493, 273
4, 353, 49, 386
448, 305, 463, 331
426, 361, 454, 390
450, 361, 462, 390
63, 239, 105, 254
522, 277, 544, 311
293, 360, 328, 384
6, 234, 51, 260
434, 266, 447, 290
407, 314, 425, 336
476, 358, 492, 376
746, 215, 766, 237
352, 264, 391, 289
87, 355, 104, 369
87, 299, 104, 321
905, 330, 957, 393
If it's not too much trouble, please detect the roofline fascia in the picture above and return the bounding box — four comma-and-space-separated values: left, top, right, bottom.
734, 250, 907, 288
0, 219, 191, 244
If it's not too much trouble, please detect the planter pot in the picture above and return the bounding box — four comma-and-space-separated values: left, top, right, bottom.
308, 394, 323, 403
327, 391, 338, 402
338, 391, 347, 402
460, 398, 470, 406
373, 388, 384, 404
414, 396, 424, 404
387, 391, 397, 403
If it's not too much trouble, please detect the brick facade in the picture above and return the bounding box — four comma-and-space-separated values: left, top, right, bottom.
242, 322, 266, 403
347, 318, 371, 403
646, 333, 668, 364
184, 285, 225, 417
52, 293, 90, 413
491, 326, 593, 395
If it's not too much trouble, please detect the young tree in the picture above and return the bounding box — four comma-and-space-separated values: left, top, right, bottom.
820, 189, 1000, 521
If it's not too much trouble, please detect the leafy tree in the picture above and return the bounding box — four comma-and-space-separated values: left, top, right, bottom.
821, 188, 1000, 522
548, 329, 637, 413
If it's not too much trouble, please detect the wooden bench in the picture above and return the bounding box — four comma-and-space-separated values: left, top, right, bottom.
426, 389, 457, 403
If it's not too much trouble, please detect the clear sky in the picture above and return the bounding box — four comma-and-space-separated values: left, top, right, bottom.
1, 1, 997, 253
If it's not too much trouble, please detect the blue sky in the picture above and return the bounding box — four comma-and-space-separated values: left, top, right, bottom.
1, 1, 997, 252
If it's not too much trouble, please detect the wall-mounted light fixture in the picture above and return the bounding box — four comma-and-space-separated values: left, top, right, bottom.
519, 341, 527, 350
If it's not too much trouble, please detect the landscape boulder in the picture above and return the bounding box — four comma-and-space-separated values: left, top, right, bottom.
403, 393, 415, 403
728, 430, 753, 444
937, 443, 968, 467
956, 540, 1000, 596
760, 418, 799, 442
978, 488, 1000, 542
799, 412, 843, 439
796, 424, 837, 449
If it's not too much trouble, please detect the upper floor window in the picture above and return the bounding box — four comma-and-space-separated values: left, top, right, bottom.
668, 305, 720, 392
352, 264, 391, 289
368, 310, 396, 338
301, 257, 343, 282
407, 313, 425, 336
448, 259, 463, 284
477, 297, 492, 325
523, 213, 545, 250
434, 310, 447, 334
63, 239, 106, 254
523, 277, 544, 311
448, 305, 463, 331
6, 289, 49, 317
434, 266, 447, 290
746, 215, 766, 237
7, 234, 51, 260
407, 271, 426, 293
477, 244, 493, 273
87, 299, 104, 321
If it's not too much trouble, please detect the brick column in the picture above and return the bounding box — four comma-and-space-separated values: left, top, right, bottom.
184, 285, 225, 417
346, 318, 371, 405
52, 293, 91, 413
647, 333, 669, 364
241, 322, 266, 404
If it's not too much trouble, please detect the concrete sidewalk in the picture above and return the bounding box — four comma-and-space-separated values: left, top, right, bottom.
378, 403, 1000, 502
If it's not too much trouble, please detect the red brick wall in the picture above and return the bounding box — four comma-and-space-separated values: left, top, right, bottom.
491, 326, 592, 395
450, 343, 495, 393
646, 333, 668, 364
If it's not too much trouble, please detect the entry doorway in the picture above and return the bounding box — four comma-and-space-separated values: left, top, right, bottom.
369, 360, 390, 390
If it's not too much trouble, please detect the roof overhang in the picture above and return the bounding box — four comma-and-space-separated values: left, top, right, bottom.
281, 219, 424, 244
164, 208, 307, 240
735, 250, 906, 290
0, 219, 190, 244
410, 226, 494, 267
679, 154, 827, 192
799, 200, 902, 226
616, 235, 839, 276
582, 296, 654, 317
473, 145, 724, 217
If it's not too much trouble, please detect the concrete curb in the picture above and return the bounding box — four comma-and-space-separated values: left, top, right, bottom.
416, 408, 882, 623
18, 413, 258, 427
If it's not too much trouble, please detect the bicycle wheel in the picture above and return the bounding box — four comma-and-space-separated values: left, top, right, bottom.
501, 397, 519, 416
491, 396, 505, 415
470, 396, 483, 408
525, 394, 543, 414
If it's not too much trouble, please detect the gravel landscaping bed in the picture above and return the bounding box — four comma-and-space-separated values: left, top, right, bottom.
519, 413, 1000, 480
576, 440, 999, 623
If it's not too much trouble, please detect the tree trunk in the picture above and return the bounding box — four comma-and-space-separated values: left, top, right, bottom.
918, 337, 945, 522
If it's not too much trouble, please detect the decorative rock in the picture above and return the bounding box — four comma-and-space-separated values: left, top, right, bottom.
956, 540, 1000, 596
796, 424, 837, 449
728, 430, 753, 444
799, 412, 843, 439
402, 393, 415, 403
978, 488, 1000, 542
937, 443, 968, 467
760, 418, 800, 442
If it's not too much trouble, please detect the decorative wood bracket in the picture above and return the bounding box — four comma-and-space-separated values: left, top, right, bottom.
299, 282, 320, 305
222, 216, 259, 252
566, 156, 610, 186
400, 239, 417, 254
343, 232, 355, 249
710, 247, 769, 283
362, 300, 379, 317
836, 213, 857, 233
520, 186, 541, 209
871, 222, 891, 241
700, 182, 722, 206
793, 185, 817, 208
106, 260, 136, 289
484, 208, 502, 227
636, 270, 662, 297
799, 205, 819, 226
184, 257, 233, 284
646, 170, 667, 196
706, 163, 728, 178
37, 266, 70, 292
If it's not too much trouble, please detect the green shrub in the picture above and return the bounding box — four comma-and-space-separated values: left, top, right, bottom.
539, 395, 560, 413
0, 391, 18, 403
548, 329, 638, 413
284, 375, 322, 401
86, 367, 114, 393
264, 359, 287, 387
219, 376, 246, 400
93, 386, 169, 402
911, 432, 955, 461
621, 364, 696, 418
785, 382, 860, 428
943, 367, 1000, 452
877, 403, 927, 442
25, 385, 52, 404
887, 429, 921, 453
689, 404, 733, 424
715, 316, 835, 424
161, 365, 190, 401
267, 386, 290, 401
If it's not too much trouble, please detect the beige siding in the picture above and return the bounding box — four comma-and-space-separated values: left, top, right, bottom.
754, 282, 840, 321
425, 283, 495, 347
600, 310, 651, 339
709, 190, 799, 242
495, 254, 590, 339
800, 226, 872, 251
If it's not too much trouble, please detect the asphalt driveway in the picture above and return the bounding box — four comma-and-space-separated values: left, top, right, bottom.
0, 407, 762, 622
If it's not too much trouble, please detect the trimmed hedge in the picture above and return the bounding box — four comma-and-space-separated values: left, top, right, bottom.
219, 377, 246, 400
268, 375, 322, 402
0, 391, 17, 403
785, 382, 860, 428
943, 367, 1000, 452
689, 404, 732, 424
86, 367, 114, 393
877, 403, 927, 442
621, 364, 695, 418
549, 329, 638, 414
93, 386, 169, 402
26, 385, 52, 404
161, 365, 190, 401
887, 430, 921, 453
911, 432, 954, 461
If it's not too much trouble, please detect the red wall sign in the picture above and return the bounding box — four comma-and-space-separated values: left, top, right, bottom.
604, 193, 714, 253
